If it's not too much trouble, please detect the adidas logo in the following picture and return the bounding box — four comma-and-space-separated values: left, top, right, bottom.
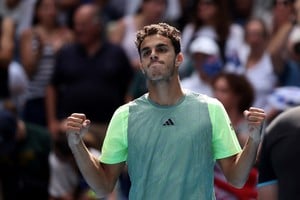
163, 118, 174, 126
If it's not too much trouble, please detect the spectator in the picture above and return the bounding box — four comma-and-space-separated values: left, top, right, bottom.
266, 0, 296, 77
276, 9, 300, 86
212, 72, 258, 200
225, 18, 278, 114
212, 72, 255, 146
20, 0, 74, 126
181, 36, 223, 97
46, 3, 133, 143
1, 15, 27, 115
180, 0, 244, 77
257, 106, 300, 200
0, 107, 51, 200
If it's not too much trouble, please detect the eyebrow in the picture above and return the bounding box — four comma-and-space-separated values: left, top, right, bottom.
141, 43, 169, 52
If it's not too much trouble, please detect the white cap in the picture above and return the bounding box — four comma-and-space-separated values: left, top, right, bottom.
189, 36, 220, 56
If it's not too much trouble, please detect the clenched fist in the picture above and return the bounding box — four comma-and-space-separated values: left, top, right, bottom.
66, 113, 90, 146
244, 107, 266, 142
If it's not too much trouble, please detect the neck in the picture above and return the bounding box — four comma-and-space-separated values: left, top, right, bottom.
84, 40, 101, 56
148, 76, 184, 106
39, 23, 56, 33
249, 45, 265, 59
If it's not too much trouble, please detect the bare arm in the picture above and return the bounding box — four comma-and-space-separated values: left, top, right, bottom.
258, 184, 278, 200
0, 17, 15, 68
267, 22, 294, 56
66, 113, 125, 197
267, 22, 294, 75
218, 107, 266, 188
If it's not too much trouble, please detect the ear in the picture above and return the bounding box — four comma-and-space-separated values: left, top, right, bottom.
175, 53, 184, 67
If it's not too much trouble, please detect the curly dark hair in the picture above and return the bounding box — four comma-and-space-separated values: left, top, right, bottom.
213, 72, 255, 113
135, 23, 181, 55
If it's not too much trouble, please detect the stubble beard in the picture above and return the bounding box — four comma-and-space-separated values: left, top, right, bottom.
144, 60, 176, 84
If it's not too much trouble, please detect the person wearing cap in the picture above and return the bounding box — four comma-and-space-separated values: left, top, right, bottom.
65, 23, 266, 199
180, 36, 223, 97
257, 106, 300, 199
0, 109, 51, 199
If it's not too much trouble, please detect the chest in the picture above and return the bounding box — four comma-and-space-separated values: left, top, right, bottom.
127, 103, 213, 160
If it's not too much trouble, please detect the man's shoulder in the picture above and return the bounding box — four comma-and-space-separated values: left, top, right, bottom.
184, 89, 220, 105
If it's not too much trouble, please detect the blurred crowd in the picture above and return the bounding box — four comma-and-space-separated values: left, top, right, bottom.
1, 0, 300, 199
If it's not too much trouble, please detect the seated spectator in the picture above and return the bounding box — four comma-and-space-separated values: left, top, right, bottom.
212, 72, 258, 199
181, 36, 223, 97
212, 72, 255, 146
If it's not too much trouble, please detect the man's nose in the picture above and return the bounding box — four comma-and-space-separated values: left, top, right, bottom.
150, 50, 158, 60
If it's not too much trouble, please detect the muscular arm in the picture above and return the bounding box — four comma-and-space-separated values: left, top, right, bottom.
218, 107, 265, 188
66, 113, 125, 197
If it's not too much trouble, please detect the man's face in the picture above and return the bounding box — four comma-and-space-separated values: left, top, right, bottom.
139, 34, 179, 82
245, 20, 265, 47
142, 0, 166, 23
272, 0, 293, 24
73, 11, 100, 46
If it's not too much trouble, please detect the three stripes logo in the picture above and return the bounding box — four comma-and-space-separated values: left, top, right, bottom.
163, 118, 174, 126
